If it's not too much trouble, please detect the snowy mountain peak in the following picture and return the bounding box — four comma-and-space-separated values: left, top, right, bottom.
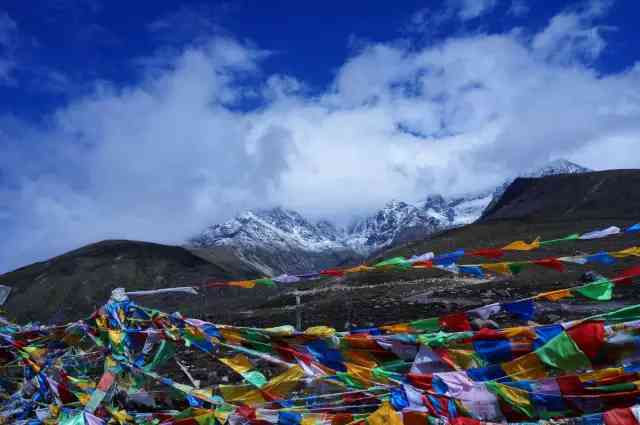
523, 159, 591, 178
189, 159, 591, 273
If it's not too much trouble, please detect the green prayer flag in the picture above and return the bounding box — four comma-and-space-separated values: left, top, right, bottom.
255, 278, 275, 287
418, 331, 473, 348
335, 371, 364, 389
508, 262, 525, 275
540, 233, 580, 246
410, 317, 440, 332
372, 367, 401, 381
242, 370, 268, 388
575, 280, 613, 301
374, 257, 411, 268
534, 332, 591, 372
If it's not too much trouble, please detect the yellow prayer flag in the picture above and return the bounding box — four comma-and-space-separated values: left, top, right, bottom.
304, 326, 336, 338
346, 363, 375, 385
108, 329, 124, 345
537, 288, 573, 301
344, 265, 375, 273
501, 352, 547, 380
302, 414, 325, 425
219, 354, 254, 375
611, 247, 640, 258
380, 323, 412, 333
219, 383, 254, 402
367, 401, 403, 425
225, 365, 305, 406
502, 237, 541, 251
219, 328, 244, 345
579, 367, 624, 382
502, 326, 537, 340
481, 262, 511, 275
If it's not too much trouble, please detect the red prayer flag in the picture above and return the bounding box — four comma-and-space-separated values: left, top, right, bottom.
469, 248, 504, 259
532, 258, 566, 272
614, 266, 640, 286
320, 269, 345, 277
439, 312, 472, 332
451, 418, 482, 425
567, 321, 605, 361
604, 407, 638, 425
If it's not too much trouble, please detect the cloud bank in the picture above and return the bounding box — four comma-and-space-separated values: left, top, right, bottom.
1, 1, 639, 271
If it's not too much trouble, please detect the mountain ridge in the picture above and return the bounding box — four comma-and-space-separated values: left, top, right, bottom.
189, 159, 591, 273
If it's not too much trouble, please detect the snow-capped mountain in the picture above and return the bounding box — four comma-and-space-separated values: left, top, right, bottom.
189, 208, 358, 275
188, 159, 591, 274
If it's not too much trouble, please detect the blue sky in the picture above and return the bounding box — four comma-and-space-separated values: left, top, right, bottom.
1, 0, 639, 271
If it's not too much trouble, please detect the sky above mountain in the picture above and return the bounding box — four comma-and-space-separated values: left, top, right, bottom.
1, 0, 639, 272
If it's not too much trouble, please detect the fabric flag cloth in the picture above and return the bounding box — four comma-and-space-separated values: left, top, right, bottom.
440, 312, 472, 332
272, 274, 301, 283
585, 252, 616, 265
538, 288, 572, 301
408, 252, 435, 263
533, 258, 565, 272
433, 250, 465, 266
459, 265, 485, 278
126, 287, 198, 296
503, 300, 535, 321
575, 280, 614, 301
481, 263, 511, 275
502, 238, 540, 251
469, 248, 504, 259
626, 223, 640, 233
579, 226, 621, 240
367, 401, 403, 425
374, 257, 411, 268
320, 269, 345, 277
534, 332, 591, 372
468, 303, 501, 320
540, 233, 580, 246
558, 255, 589, 265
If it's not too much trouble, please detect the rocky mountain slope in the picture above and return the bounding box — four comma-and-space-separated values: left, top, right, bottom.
0, 240, 262, 323
190, 159, 590, 273
2, 168, 637, 326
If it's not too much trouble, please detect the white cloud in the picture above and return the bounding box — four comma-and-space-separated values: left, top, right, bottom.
2, 5, 640, 271
532, 0, 613, 63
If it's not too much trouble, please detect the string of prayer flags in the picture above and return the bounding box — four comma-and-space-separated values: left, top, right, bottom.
198, 221, 640, 290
